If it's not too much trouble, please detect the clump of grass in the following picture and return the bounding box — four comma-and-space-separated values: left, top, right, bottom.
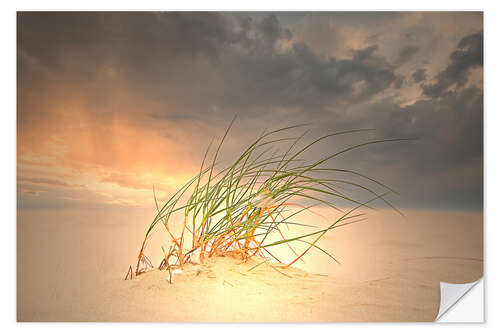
131, 119, 408, 280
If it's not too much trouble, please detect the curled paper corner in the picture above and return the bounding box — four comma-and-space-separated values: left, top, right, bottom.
436, 278, 483, 322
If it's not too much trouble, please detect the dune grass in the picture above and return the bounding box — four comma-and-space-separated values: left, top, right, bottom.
132, 119, 408, 280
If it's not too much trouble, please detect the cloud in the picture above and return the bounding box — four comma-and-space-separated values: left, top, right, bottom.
213, 42, 397, 111
421, 30, 483, 97
20, 188, 47, 196
393, 75, 405, 89
333, 85, 483, 209
19, 177, 72, 187
396, 45, 419, 65
17, 12, 483, 210
412, 68, 427, 83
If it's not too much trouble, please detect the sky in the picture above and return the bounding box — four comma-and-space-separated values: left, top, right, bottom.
17, 12, 483, 212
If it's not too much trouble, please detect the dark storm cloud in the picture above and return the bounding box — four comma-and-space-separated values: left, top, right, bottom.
393, 75, 405, 89
343, 85, 483, 209
18, 12, 483, 210
412, 68, 427, 83
396, 45, 419, 65
211, 42, 397, 112
328, 32, 483, 209
372, 87, 482, 167
254, 15, 292, 43
18, 12, 397, 117
17, 12, 236, 68
421, 30, 483, 98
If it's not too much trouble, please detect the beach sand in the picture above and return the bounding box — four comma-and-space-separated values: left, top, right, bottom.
17, 208, 483, 322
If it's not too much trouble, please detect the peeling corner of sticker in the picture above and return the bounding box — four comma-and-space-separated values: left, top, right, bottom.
436, 278, 483, 322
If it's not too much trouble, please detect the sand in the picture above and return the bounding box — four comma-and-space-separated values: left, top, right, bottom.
17, 208, 483, 322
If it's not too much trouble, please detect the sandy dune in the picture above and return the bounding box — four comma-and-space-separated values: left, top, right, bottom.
17, 208, 482, 322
